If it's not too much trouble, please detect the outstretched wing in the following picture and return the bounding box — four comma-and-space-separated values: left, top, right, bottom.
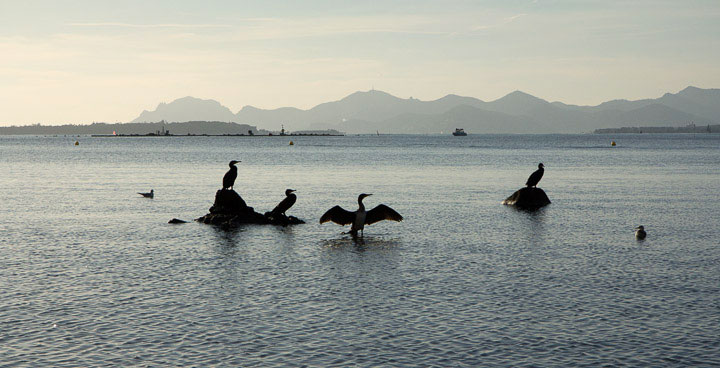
319, 206, 355, 225
365, 204, 403, 225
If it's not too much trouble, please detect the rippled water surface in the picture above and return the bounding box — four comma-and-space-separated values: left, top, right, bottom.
1, 134, 719, 366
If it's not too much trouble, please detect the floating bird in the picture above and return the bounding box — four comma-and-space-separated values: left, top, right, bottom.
271, 189, 297, 217
138, 189, 154, 198
320, 193, 403, 237
635, 226, 647, 240
526, 163, 545, 188
222, 160, 241, 190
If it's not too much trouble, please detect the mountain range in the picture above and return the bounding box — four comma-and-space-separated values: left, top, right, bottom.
130, 86, 720, 134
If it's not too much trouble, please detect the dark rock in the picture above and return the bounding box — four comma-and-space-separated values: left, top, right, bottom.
502, 187, 551, 209
168, 218, 188, 224
264, 212, 306, 227
208, 189, 248, 214
196, 189, 304, 226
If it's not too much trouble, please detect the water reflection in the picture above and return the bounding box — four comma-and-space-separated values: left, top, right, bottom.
504, 205, 548, 247
320, 235, 402, 252
523, 208, 547, 248
209, 225, 245, 250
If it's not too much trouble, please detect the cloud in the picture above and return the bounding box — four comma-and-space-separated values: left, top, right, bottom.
472, 13, 526, 31
68, 13, 515, 40
504, 13, 527, 22
68, 22, 233, 29
222, 15, 458, 39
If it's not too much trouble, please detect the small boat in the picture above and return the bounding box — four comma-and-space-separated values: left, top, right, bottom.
452, 128, 467, 136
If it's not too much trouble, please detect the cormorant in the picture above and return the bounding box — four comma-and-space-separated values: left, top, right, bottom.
223, 160, 241, 190
320, 193, 403, 237
526, 163, 544, 188
138, 189, 154, 198
635, 226, 647, 240
271, 189, 297, 217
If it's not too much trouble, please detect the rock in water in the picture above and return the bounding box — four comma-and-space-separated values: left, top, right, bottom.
502, 187, 551, 209
168, 218, 188, 224
208, 189, 249, 214
196, 189, 304, 226
264, 211, 305, 227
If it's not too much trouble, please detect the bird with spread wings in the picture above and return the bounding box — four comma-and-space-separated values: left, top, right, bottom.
320, 193, 403, 237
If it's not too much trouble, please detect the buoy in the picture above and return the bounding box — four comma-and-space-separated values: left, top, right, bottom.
74, 141, 79, 146
289, 141, 294, 146
611, 141, 616, 146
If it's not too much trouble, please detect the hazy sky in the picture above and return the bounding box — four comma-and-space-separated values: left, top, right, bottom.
1, 0, 719, 125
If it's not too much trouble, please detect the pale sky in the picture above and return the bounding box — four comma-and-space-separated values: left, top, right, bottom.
1, 0, 719, 125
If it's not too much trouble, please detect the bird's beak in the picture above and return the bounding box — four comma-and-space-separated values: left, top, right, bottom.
290, 189, 296, 192
367, 194, 373, 196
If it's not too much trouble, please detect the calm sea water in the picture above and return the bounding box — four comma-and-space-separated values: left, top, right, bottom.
1, 134, 719, 366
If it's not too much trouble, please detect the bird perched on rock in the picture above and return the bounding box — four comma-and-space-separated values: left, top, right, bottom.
526, 163, 544, 188
635, 226, 647, 240
138, 189, 154, 198
271, 189, 297, 217
223, 160, 241, 190
320, 193, 403, 237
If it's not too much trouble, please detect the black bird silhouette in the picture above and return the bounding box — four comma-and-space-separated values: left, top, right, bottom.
526, 163, 544, 188
271, 189, 297, 217
635, 226, 647, 240
222, 160, 241, 190
320, 193, 403, 237
138, 189, 154, 198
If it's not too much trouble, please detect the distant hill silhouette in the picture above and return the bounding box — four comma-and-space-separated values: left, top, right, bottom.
119, 86, 720, 134
131, 96, 237, 123
0, 121, 266, 136
596, 123, 720, 134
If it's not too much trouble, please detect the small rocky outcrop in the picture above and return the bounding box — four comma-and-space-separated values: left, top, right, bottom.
195, 189, 304, 226
502, 187, 551, 209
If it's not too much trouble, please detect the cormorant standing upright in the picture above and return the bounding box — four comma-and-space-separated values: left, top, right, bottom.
223, 160, 240, 190
320, 193, 403, 237
526, 163, 544, 188
271, 189, 297, 217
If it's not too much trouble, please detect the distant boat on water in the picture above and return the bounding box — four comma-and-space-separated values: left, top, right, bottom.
452, 128, 467, 136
